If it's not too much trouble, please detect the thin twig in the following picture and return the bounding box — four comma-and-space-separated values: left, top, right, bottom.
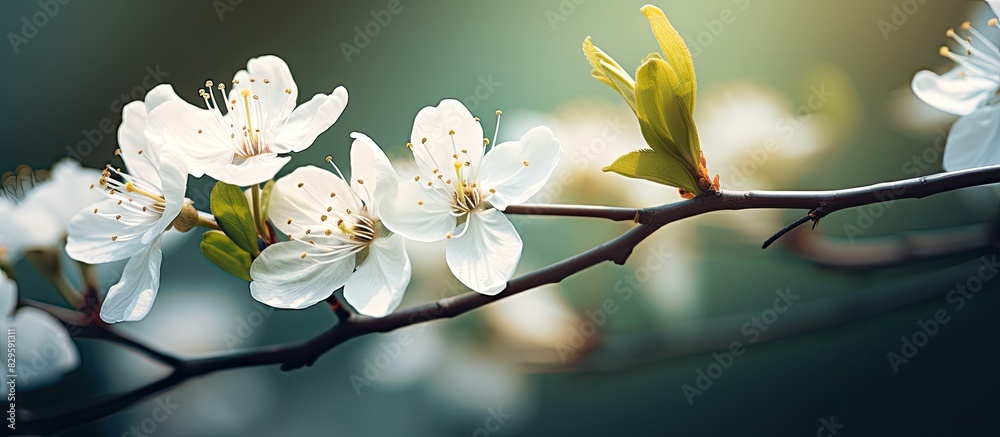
21, 164, 1000, 434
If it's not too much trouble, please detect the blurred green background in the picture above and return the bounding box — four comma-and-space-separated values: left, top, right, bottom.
3, 0, 1000, 435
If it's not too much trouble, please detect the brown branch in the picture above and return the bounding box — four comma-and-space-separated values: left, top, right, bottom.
21, 164, 1000, 434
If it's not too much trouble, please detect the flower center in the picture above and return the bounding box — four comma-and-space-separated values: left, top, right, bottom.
94, 155, 165, 217
938, 20, 1000, 83
285, 167, 380, 249
198, 78, 295, 159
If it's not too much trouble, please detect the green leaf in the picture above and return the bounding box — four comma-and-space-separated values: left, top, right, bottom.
635, 57, 700, 169
259, 179, 275, 225
583, 37, 637, 113
211, 181, 259, 256
641, 4, 697, 112
603, 149, 700, 194
200, 230, 252, 281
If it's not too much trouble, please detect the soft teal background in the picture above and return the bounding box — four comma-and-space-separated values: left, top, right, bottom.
3, 0, 999, 435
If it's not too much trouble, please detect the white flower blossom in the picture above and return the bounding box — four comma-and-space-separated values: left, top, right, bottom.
379, 99, 562, 295
0, 270, 79, 388
146, 55, 348, 186
250, 133, 410, 317
66, 85, 189, 323
0, 160, 102, 260
912, 2, 1000, 170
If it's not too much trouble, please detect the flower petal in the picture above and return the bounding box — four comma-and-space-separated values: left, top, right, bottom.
204, 152, 289, 187
250, 240, 356, 309
410, 99, 485, 175
118, 84, 183, 185
912, 69, 999, 116
446, 208, 522, 295
350, 132, 398, 217
6, 307, 80, 388
145, 100, 234, 177
270, 87, 349, 153
476, 126, 563, 210
66, 198, 158, 264
16, 159, 104, 236
378, 180, 456, 242
269, 165, 357, 238
142, 150, 188, 244
344, 233, 410, 317
0, 271, 16, 316
231, 55, 299, 123
943, 105, 1000, 171
100, 240, 163, 323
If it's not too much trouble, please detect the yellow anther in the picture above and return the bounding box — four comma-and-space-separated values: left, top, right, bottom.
297, 182, 304, 188
300, 253, 307, 259
285, 88, 292, 94
421, 138, 427, 144
240, 89, 251, 97
940, 46, 951, 57
418, 201, 424, 205
89, 184, 94, 189
946, 28, 955, 37
263, 79, 271, 84
330, 192, 336, 198
321, 215, 328, 221
406, 142, 413, 148
305, 229, 312, 234
414, 176, 421, 181
137, 150, 143, 155
357, 179, 364, 184
523, 161, 529, 166
489, 188, 496, 193
495, 110, 502, 116
111, 236, 118, 241
115, 148, 122, 155
433, 168, 439, 174
989, 18, 997, 27
325, 229, 333, 236
205, 80, 214, 87
326, 155, 333, 162
961, 21, 971, 30
474, 117, 480, 122
326, 206, 332, 212
115, 215, 121, 220
287, 218, 293, 224
446, 233, 452, 239
249, 77, 256, 83
198, 129, 203, 134
93, 208, 98, 213
449, 130, 455, 135
483, 138, 489, 146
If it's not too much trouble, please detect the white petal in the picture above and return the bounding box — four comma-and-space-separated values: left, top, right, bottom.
143, 150, 188, 244
16, 159, 104, 237
231, 55, 299, 122
0, 271, 16, 316
270, 87, 348, 153
989, 1, 1000, 18
349, 132, 398, 217
378, 180, 456, 242
445, 208, 522, 295
410, 99, 485, 175
204, 152, 289, 187
118, 84, 183, 185
269, 165, 357, 237
344, 233, 410, 317
476, 126, 563, 210
943, 105, 1000, 171
66, 198, 158, 264
6, 307, 80, 388
100, 240, 163, 323
250, 240, 356, 309
912, 69, 999, 116
145, 100, 234, 177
